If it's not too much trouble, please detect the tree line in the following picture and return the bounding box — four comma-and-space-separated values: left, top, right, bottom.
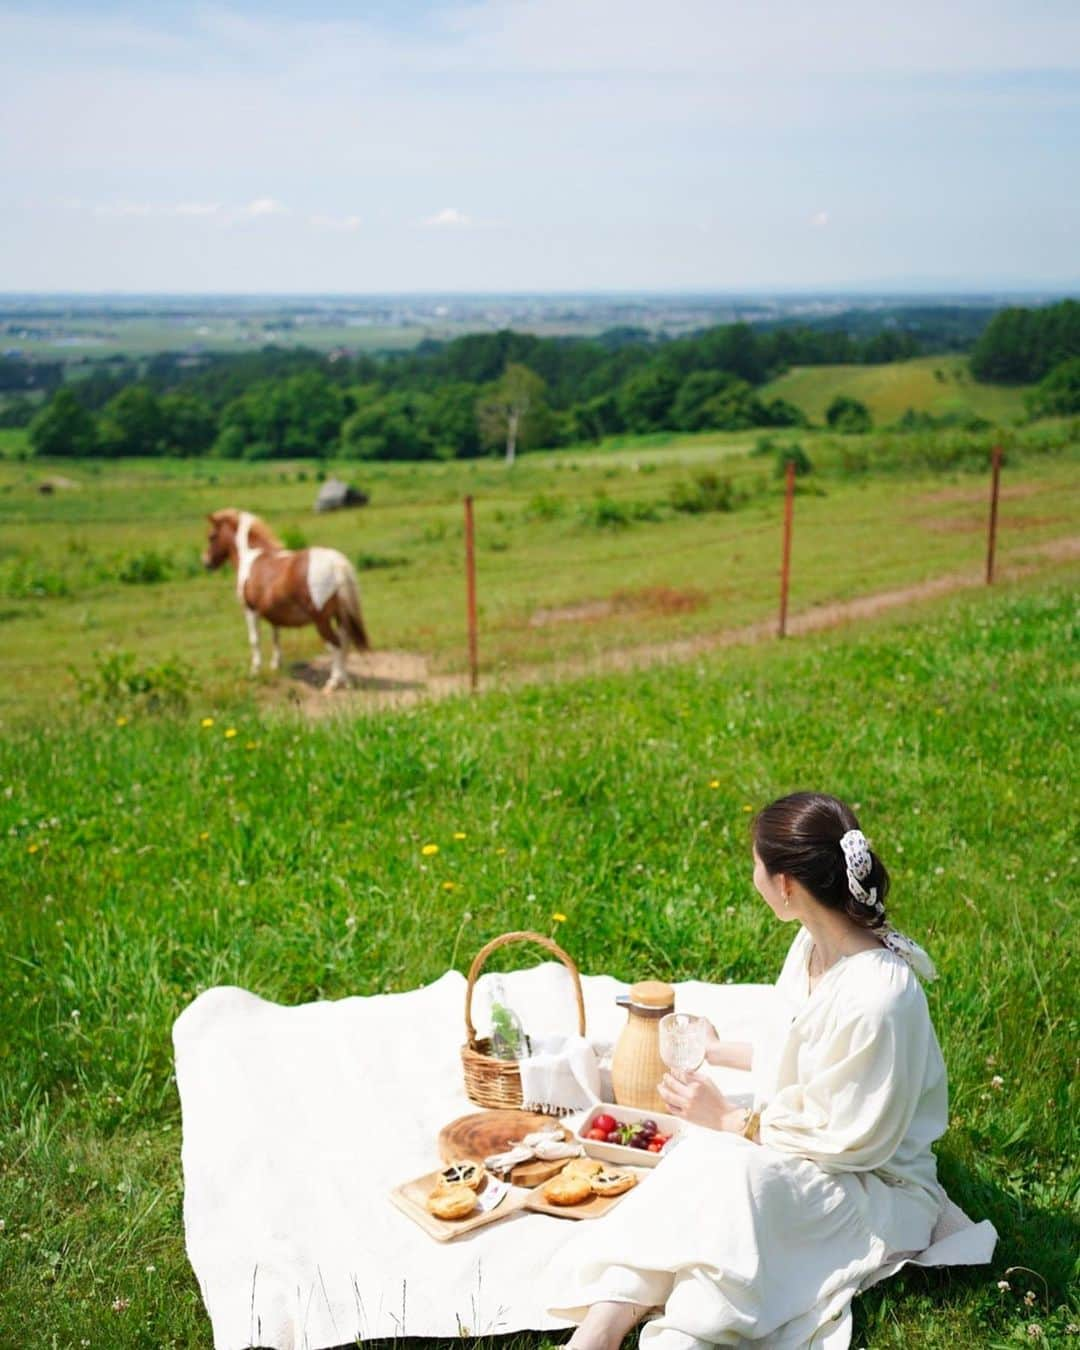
13, 303, 1070, 460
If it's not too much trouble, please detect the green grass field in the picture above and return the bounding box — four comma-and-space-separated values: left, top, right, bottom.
0, 422, 1077, 724
1, 575, 1077, 1346
762, 356, 1030, 427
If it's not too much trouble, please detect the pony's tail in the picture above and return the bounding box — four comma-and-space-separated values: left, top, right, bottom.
338, 564, 370, 652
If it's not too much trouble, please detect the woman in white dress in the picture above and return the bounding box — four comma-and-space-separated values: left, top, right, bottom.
549, 792, 950, 1350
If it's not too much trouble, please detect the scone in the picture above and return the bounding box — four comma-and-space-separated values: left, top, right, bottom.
561, 1157, 604, 1178
590, 1169, 637, 1197
426, 1183, 477, 1220
435, 1160, 486, 1192
541, 1171, 594, 1206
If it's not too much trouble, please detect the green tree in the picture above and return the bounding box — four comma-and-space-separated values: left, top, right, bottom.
825, 395, 873, 433
476, 364, 547, 464
616, 365, 680, 432
28, 388, 99, 458
1027, 356, 1080, 418
214, 372, 346, 459
341, 389, 434, 460
159, 392, 217, 457
671, 371, 738, 431
99, 385, 165, 456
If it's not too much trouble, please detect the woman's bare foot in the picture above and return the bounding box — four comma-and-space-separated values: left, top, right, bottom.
566, 1300, 652, 1350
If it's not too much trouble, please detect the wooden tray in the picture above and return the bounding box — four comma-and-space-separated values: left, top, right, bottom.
439, 1109, 570, 1188
524, 1167, 649, 1220
389, 1170, 530, 1242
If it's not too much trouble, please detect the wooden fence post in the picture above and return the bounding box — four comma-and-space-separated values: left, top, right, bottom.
778, 458, 796, 638
464, 495, 479, 691
986, 445, 1003, 585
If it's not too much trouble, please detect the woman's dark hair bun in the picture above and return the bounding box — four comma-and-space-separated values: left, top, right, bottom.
753, 791, 889, 929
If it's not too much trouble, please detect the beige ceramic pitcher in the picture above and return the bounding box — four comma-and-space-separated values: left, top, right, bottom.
610, 979, 675, 1112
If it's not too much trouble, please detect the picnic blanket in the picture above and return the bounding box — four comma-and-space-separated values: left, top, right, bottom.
174, 964, 995, 1350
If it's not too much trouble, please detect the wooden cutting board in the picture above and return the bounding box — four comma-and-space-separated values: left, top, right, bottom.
524, 1166, 649, 1220
438, 1110, 570, 1188
389, 1169, 530, 1242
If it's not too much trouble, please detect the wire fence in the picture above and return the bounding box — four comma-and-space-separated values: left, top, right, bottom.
446, 446, 1076, 686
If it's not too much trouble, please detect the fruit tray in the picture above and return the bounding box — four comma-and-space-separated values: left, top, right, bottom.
573, 1102, 684, 1168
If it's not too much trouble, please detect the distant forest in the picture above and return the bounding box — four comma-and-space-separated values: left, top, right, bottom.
5, 301, 1079, 460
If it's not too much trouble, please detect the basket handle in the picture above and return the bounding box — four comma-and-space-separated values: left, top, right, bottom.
464, 930, 586, 1045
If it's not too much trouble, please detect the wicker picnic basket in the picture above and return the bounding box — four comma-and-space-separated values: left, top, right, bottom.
461, 930, 586, 1109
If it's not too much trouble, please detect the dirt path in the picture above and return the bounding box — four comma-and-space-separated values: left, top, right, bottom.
278, 535, 1080, 718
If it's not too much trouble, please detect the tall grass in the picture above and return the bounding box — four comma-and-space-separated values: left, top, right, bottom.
0, 577, 1077, 1345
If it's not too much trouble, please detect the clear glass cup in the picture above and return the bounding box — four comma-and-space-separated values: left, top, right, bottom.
658, 1012, 708, 1075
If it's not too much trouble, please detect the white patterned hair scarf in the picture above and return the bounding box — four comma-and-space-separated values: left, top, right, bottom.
838, 829, 938, 981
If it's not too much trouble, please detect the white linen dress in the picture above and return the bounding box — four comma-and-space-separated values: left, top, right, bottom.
547, 927, 949, 1349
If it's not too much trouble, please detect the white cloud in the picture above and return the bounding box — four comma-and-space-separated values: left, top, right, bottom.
240, 197, 286, 218
421, 207, 474, 229
810, 211, 830, 228
61, 198, 293, 225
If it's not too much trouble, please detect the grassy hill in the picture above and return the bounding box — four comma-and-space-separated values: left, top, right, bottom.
0, 578, 1077, 1346
762, 355, 1030, 426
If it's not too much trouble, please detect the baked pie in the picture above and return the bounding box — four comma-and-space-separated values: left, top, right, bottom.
590, 1169, 637, 1197
426, 1183, 478, 1220
435, 1160, 486, 1192
540, 1171, 594, 1206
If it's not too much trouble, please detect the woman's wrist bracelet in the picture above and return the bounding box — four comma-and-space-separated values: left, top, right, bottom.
741, 1108, 761, 1142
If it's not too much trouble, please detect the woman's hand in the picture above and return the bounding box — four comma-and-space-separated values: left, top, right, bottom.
657, 1069, 746, 1133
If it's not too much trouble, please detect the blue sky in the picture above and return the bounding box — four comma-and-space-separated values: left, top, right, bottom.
2, 1, 1078, 293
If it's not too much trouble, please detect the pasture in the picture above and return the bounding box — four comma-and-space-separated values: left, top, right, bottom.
761, 355, 1030, 426
0, 421, 1077, 724
0, 423, 1078, 1347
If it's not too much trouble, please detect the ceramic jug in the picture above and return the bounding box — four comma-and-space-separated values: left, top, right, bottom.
610, 979, 675, 1112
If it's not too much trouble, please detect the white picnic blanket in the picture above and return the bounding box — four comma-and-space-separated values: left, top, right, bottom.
173, 964, 993, 1350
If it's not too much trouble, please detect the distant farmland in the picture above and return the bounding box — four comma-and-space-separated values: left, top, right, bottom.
762, 354, 1029, 425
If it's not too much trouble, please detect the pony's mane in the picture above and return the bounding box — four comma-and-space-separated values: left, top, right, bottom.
211, 508, 284, 552
247, 515, 284, 552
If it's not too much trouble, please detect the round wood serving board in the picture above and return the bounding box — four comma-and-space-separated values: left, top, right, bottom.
438, 1110, 570, 1188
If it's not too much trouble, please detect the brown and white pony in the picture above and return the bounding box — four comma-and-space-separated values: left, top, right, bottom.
202, 508, 369, 692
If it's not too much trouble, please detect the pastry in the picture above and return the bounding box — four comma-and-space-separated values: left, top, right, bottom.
435, 1160, 486, 1192
561, 1157, 604, 1178
590, 1169, 637, 1197
541, 1171, 594, 1206
426, 1183, 477, 1220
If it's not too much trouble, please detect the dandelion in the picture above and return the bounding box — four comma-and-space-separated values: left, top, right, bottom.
144, 1264, 155, 1275
991, 1075, 1004, 1090
1027, 1325, 1043, 1340
421, 843, 439, 856
552, 912, 567, 924
201, 717, 214, 728
198, 831, 209, 842
115, 715, 129, 727
742, 804, 754, 813
224, 728, 238, 740
997, 1280, 1011, 1291
111, 1296, 130, 1312
442, 881, 457, 892
1024, 1291, 1037, 1307
495, 847, 507, 855
28, 842, 39, 854
453, 831, 467, 840
245, 741, 259, 750
709, 780, 720, 789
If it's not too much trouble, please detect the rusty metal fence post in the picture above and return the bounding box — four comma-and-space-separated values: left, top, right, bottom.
464, 495, 479, 691
986, 445, 1003, 584
778, 458, 796, 637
